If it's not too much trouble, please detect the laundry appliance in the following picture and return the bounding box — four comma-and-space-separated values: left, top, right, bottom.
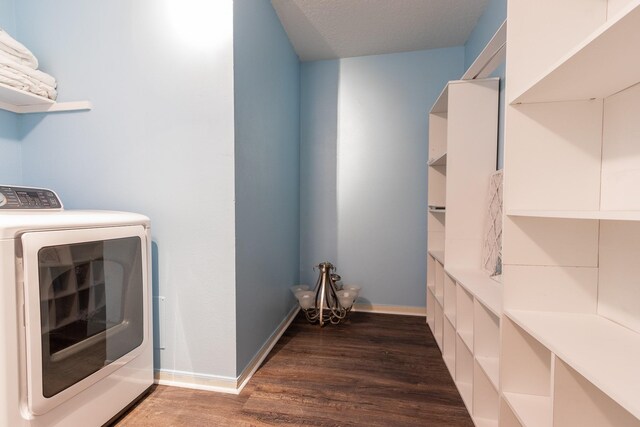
0, 185, 153, 426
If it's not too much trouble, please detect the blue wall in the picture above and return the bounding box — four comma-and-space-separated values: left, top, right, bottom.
0, 0, 508, 383
14, 0, 239, 380
0, 0, 20, 184
299, 60, 339, 286
337, 47, 464, 307
233, 0, 301, 376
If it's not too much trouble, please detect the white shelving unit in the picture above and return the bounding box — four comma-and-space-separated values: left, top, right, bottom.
426, 77, 501, 427
503, 0, 640, 425
0, 81, 91, 114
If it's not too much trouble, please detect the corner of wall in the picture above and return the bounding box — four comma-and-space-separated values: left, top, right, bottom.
233, 0, 302, 377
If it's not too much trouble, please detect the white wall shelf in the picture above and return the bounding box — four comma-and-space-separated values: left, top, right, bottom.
0, 82, 91, 114
511, 2, 640, 104
508, 209, 640, 221
506, 309, 640, 420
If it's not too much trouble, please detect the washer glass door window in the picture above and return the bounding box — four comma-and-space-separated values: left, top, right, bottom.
21, 226, 149, 416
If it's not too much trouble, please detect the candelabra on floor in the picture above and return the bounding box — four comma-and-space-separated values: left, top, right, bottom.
291, 262, 361, 326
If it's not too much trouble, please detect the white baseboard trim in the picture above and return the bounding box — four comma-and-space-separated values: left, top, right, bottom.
236, 304, 300, 392
155, 304, 300, 394
155, 369, 239, 394
352, 303, 426, 317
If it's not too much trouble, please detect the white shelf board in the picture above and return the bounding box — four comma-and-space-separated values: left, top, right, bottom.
474, 418, 498, 427
502, 392, 552, 427
462, 21, 506, 80
428, 152, 447, 166
508, 209, 640, 221
430, 85, 449, 114
0, 82, 54, 106
0, 82, 91, 114
511, 1, 640, 104
476, 356, 499, 391
428, 249, 445, 264
458, 330, 473, 352
456, 381, 473, 413
435, 291, 444, 307
444, 310, 456, 327
445, 267, 503, 316
444, 354, 455, 377
506, 309, 640, 420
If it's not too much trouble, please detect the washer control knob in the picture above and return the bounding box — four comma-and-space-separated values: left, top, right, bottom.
0, 193, 5, 207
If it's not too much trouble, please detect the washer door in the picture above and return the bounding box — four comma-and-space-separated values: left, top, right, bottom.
21, 225, 149, 415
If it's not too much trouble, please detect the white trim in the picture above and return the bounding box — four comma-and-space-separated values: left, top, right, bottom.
236, 305, 300, 392
461, 20, 507, 80
154, 370, 239, 395
352, 303, 426, 317
16, 101, 92, 114
0, 100, 20, 113
154, 305, 300, 394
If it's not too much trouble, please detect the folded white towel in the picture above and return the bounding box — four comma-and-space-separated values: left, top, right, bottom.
0, 53, 56, 87
0, 28, 38, 69
0, 70, 30, 92
0, 64, 57, 100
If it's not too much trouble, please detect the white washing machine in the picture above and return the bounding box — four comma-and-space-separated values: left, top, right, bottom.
0, 185, 153, 426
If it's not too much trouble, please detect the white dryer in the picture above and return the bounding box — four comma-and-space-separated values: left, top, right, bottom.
0, 185, 153, 426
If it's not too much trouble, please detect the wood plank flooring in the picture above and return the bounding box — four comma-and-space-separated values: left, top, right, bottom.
111, 312, 473, 426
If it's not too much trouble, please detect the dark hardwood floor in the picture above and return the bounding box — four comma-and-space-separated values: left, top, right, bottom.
111, 312, 473, 426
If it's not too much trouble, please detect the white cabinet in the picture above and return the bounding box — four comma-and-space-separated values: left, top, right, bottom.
426, 78, 501, 427
502, 1, 640, 425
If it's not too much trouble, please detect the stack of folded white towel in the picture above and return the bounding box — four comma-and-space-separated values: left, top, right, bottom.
0, 28, 57, 100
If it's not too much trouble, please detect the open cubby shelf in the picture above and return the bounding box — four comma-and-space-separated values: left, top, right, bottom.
507, 309, 640, 420
511, 2, 640, 104
502, 392, 552, 427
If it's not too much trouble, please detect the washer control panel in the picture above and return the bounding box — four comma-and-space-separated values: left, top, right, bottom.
0, 185, 62, 210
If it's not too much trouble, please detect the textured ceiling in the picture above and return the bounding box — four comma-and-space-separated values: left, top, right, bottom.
271, 0, 489, 62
